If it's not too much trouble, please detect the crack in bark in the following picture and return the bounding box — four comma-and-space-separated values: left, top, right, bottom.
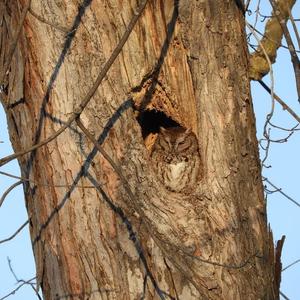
163, 258, 179, 300
131, 0, 179, 112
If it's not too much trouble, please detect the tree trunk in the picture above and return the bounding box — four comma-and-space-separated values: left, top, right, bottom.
1, 0, 278, 299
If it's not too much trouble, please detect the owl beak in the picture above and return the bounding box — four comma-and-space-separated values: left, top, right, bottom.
160, 127, 167, 134
185, 128, 191, 135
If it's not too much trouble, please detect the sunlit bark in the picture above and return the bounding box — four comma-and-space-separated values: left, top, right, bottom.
1, 1, 278, 299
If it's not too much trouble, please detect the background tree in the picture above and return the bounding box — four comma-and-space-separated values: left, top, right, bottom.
0, 0, 299, 299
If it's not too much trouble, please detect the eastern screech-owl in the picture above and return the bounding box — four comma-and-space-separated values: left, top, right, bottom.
151, 127, 200, 193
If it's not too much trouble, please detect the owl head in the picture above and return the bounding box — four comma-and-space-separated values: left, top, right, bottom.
154, 127, 198, 155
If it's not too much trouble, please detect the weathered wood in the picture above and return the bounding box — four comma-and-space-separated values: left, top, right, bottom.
2, 0, 277, 299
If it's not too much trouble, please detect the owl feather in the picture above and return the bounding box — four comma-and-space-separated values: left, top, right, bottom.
151, 127, 201, 193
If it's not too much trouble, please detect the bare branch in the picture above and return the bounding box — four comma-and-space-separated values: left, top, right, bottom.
246, 21, 275, 166
185, 250, 263, 270
280, 291, 290, 300
258, 80, 300, 123
269, 0, 300, 100
28, 7, 69, 33
7, 257, 19, 281
0, 0, 149, 168
0, 277, 37, 300
6, 258, 41, 300
288, 9, 300, 50
245, 0, 252, 12
0, 220, 29, 244
0, 180, 22, 207
0, 170, 23, 181
263, 177, 300, 208
247, 22, 300, 53
248, 0, 296, 80
282, 259, 300, 271
253, 0, 262, 31
75, 118, 136, 204
0, 170, 98, 189
268, 121, 300, 132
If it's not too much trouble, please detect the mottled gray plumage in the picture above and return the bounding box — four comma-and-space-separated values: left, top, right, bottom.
151, 127, 200, 193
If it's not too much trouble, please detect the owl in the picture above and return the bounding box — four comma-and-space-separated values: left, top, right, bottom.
151, 127, 201, 193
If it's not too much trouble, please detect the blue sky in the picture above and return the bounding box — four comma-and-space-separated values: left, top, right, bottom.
250, 1, 300, 299
0, 1, 300, 299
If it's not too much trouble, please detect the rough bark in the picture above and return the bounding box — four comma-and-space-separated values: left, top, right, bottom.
1, 0, 278, 299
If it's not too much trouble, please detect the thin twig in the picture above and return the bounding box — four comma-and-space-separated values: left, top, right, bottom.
269, 121, 299, 132
0, 122, 69, 167
0, 0, 149, 168
253, 0, 262, 31
282, 259, 300, 271
247, 22, 300, 53
0, 277, 37, 300
29, 7, 69, 33
0, 170, 98, 189
245, 0, 251, 12
6, 258, 41, 300
0, 220, 29, 244
279, 291, 290, 300
0, 170, 27, 181
258, 80, 300, 123
246, 20, 275, 112
76, 118, 136, 204
269, 0, 300, 100
267, 130, 295, 142
0, 180, 22, 207
246, 20, 275, 167
263, 177, 300, 208
187, 249, 262, 270
7, 257, 19, 281
288, 9, 300, 51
